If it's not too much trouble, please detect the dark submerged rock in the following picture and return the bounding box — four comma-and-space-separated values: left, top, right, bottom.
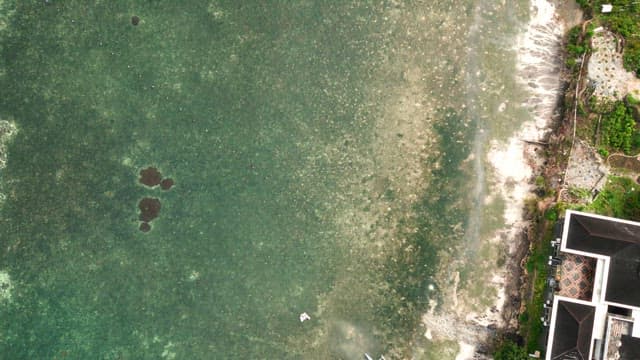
131, 16, 140, 26
139, 222, 151, 232
138, 197, 161, 222
139, 166, 162, 187
160, 178, 174, 190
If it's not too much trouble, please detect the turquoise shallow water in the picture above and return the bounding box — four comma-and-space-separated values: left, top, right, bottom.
0, 1, 533, 358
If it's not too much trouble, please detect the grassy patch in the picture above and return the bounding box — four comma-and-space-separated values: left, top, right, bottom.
494, 215, 553, 359
419, 339, 459, 360
565, 23, 594, 72
521, 223, 553, 354
601, 101, 637, 154
586, 176, 640, 220
493, 339, 529, 360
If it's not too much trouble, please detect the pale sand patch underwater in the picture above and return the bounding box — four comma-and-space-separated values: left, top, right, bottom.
0, 119, 17, 170
0, 119, 17, 208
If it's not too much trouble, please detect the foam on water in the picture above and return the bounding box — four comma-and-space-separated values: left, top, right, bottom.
491, 0, 569, 232
516, 0, 565, 130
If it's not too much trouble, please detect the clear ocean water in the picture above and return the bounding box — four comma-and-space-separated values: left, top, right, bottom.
0, 1, 535, 358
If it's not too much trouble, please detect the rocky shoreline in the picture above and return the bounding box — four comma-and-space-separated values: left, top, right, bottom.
418, 2, 586, 359
485, 0, 585, 357
488, 0, 640, 357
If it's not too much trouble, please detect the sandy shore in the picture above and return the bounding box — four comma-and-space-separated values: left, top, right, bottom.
449, 0, 581, 358
482, 0, 583, 355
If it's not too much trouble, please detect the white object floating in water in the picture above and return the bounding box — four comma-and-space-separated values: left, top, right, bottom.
299, 312, 311, 322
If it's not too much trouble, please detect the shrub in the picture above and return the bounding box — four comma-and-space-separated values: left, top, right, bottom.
598, 148, 609, 158
596, 1, 640, 77
585, 23, 596, 39
566, 25, 589, 61
633, 132, 640, 149
494, 340, 528, 360
575, 0, 593, 16
575, 0, 588, 8
568, 25, 581, 46
589, 176, 640, 221
606, 12, 638, 38
568, 44, 586, 57
623, 38, 640, 74
602, 101, 636, 154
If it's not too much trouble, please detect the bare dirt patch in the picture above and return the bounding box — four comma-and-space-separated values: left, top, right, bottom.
563, 139, 608, 192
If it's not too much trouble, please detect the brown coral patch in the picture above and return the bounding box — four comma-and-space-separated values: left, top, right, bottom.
139, 222, 151, 233
138, 197, 161, 222
139, 166, 162, 187
160, 178, 174, 190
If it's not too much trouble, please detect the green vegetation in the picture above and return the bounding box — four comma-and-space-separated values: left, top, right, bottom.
565, 24, 593, 70
545, 207, 558, 222
522, 223, 554, 354
567, 26, 588, 57
574, 97, 640, 156
493, 202, 554, 358
493, 340, 528, 360
604, 3, 640, 38
602, 101, 636, 153
575, 0, 592, 12
554, 177, 640, 223
598, 147, 609, 157
513, 176, 640, 359
626, 39, 640, 75
586, 176, 640, 220
568, 186, 593, 201
578, 0, 640, 75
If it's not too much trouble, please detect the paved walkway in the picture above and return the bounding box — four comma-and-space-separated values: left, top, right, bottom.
558, 253, 596, 301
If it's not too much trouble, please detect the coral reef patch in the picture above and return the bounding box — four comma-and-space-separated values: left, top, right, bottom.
138, 197, 161, 223
139, 222, 151, 233
139, 166, 162, 187
160, 178, 174, 190
137, 166, 175, 232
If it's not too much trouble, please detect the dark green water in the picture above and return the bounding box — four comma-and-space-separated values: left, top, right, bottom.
0, 1, 535, 358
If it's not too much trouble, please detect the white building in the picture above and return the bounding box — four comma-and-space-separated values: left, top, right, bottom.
545, 210, 640, 360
